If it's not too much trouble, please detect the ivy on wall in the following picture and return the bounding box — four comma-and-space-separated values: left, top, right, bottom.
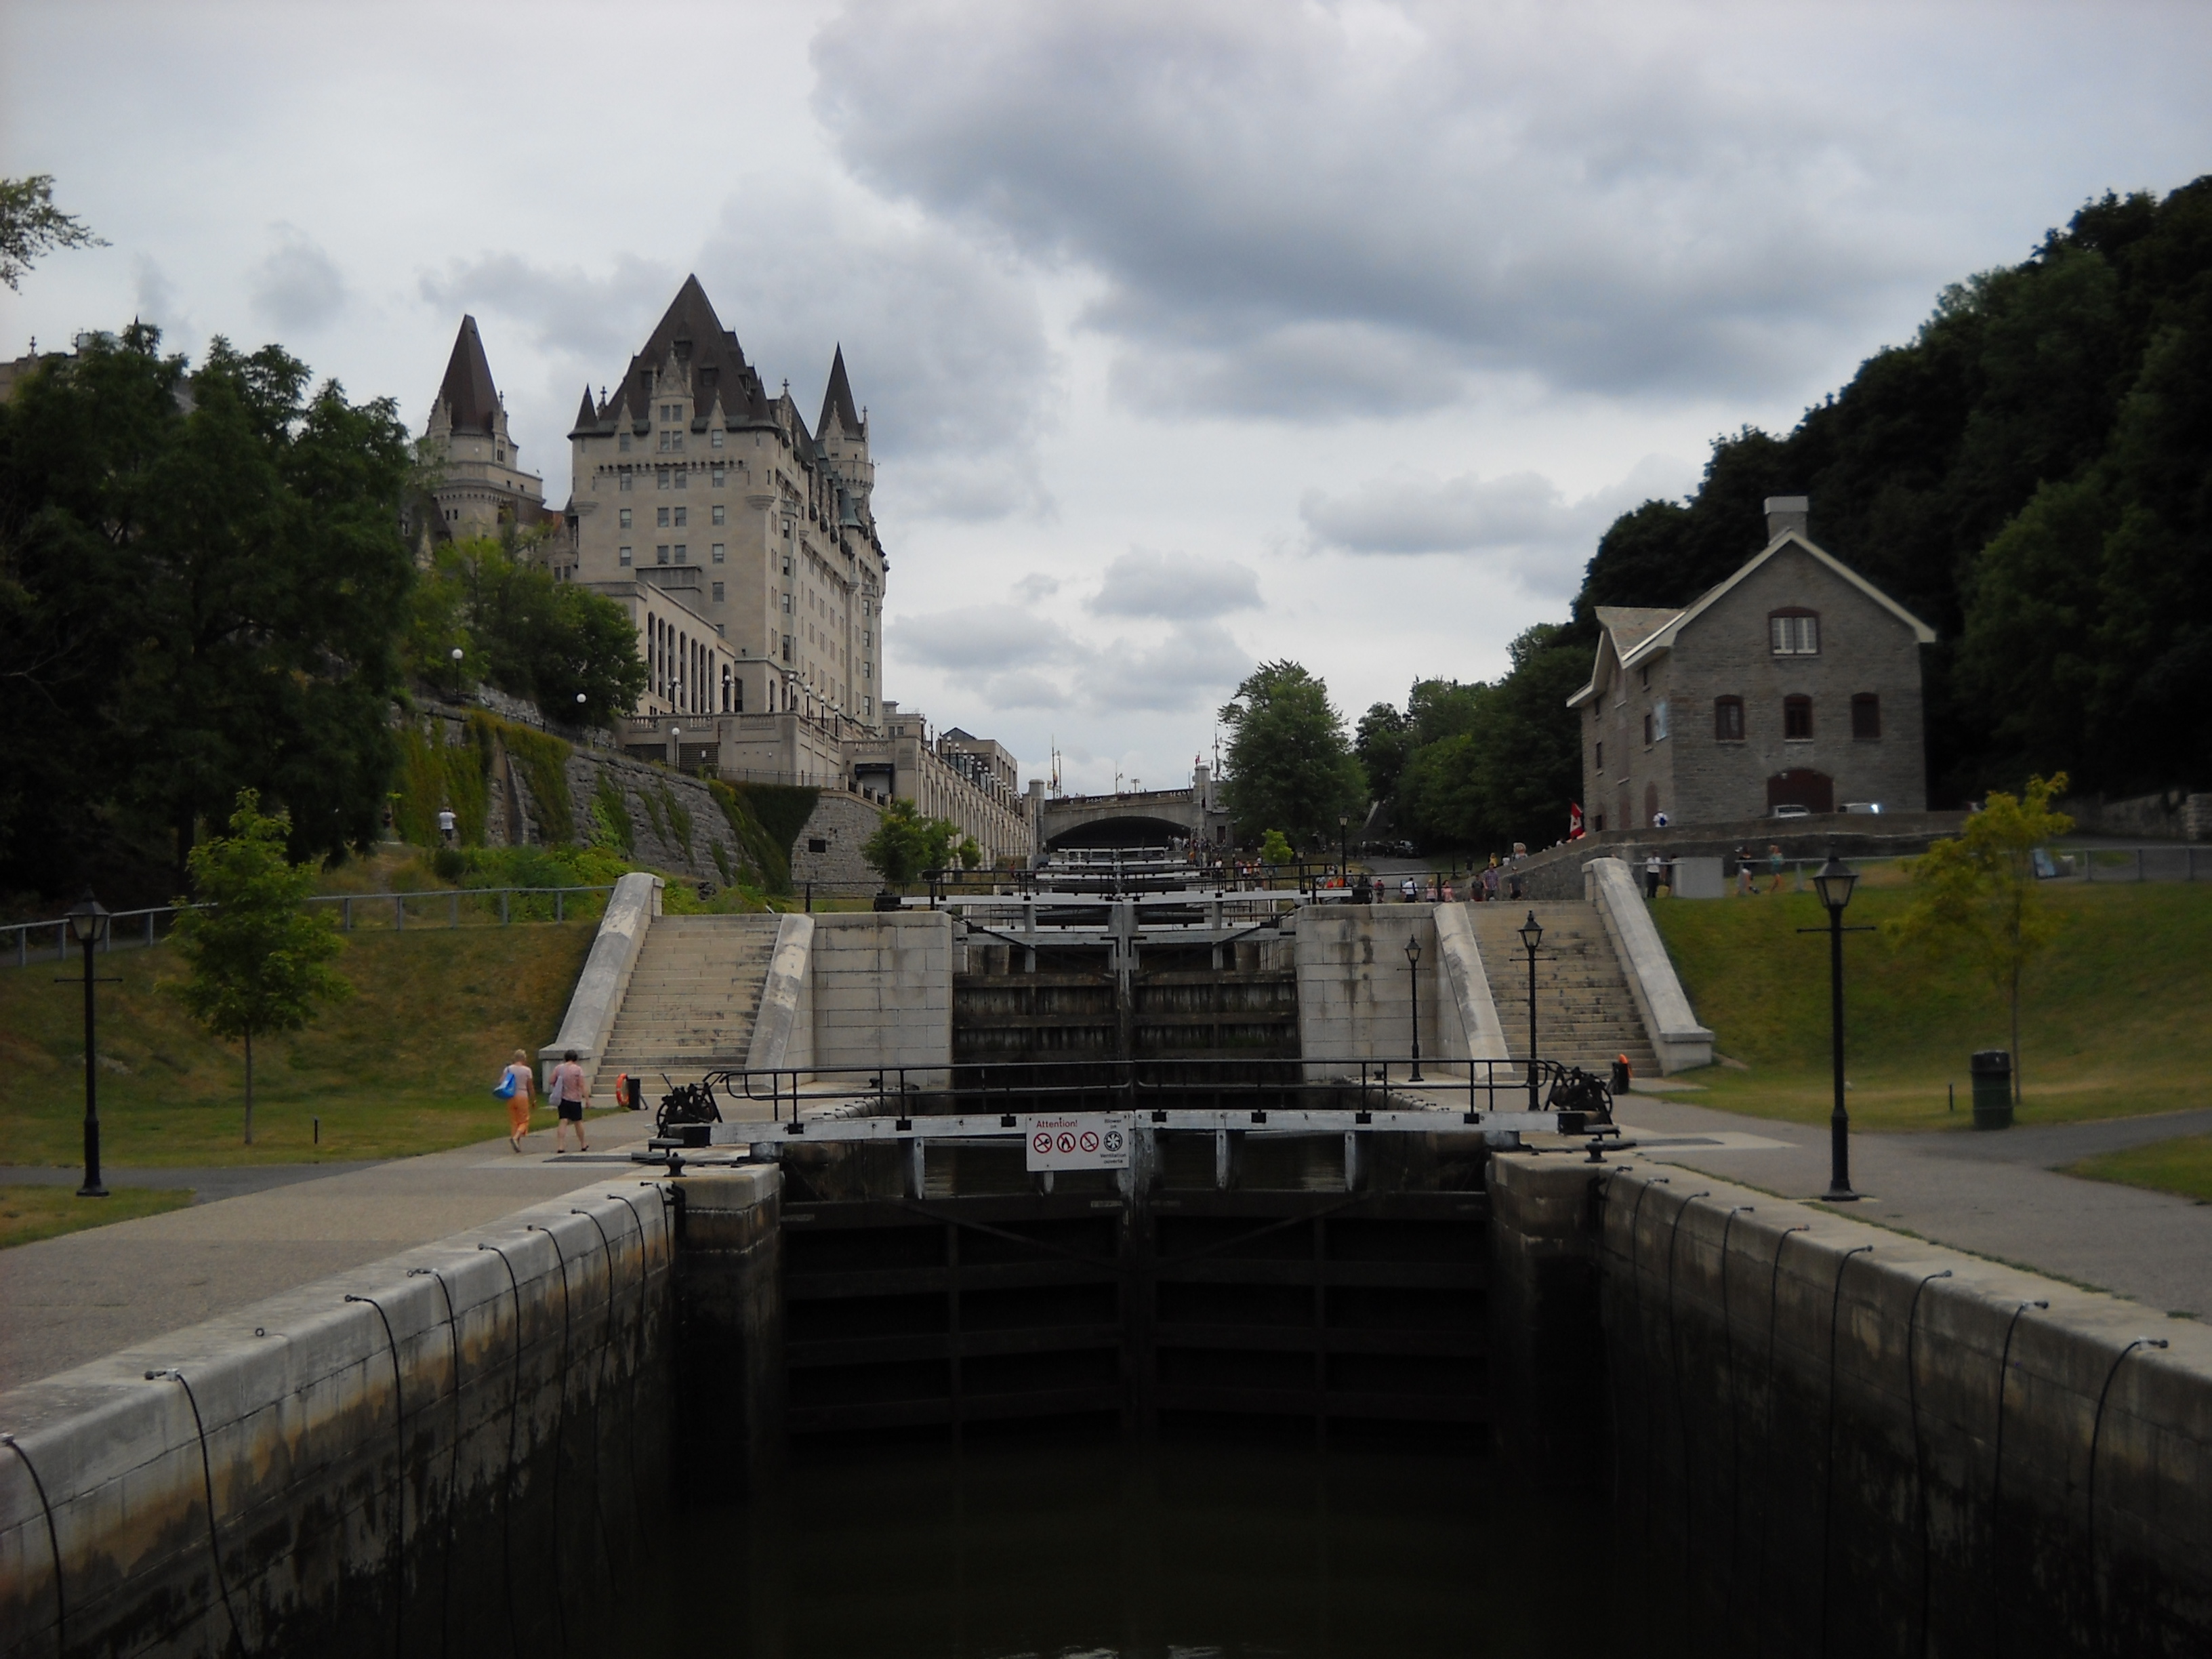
493, 718, 575, 844
394, 720, 491, 846
659, 783, 693, 857
592, 772, 634, 853
710, 781, 792, 893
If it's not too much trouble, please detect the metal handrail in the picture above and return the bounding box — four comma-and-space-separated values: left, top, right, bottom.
1, 883, 619, 968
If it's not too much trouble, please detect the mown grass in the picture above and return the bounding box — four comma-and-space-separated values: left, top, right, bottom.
0, 1184, 197, 1248
2064, 1135, 2212, 1204
0, 923, 595, 1166
1651, 872, 2212, 1130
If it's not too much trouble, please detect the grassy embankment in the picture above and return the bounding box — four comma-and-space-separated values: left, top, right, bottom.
0, 922, 595, 1168
2061, 1137, 2212, 1204
1651, 868, 2212, 1132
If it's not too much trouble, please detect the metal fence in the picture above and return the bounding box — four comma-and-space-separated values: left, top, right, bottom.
1, 885, 619, 968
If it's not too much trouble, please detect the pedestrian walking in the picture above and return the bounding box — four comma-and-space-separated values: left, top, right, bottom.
1767, 843, 1786, 894
496, 1047, 535, 1153
548, 1047, 590, 1153
1735, 845, 1754, 896
1643, 852, 1665, 899
1400, 876, 1419, 903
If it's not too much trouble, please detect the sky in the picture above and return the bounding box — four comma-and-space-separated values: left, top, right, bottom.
5, 1, 2210, 794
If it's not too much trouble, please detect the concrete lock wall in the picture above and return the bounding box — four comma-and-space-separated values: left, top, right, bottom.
668, 1167, 783, 1499
0, 1184, 678, 1659
1294, 904, 1468, 1074
810, 912, 956, 1082
1502, 1158, 2212, 1656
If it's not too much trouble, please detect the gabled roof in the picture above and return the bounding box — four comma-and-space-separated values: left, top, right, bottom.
1565, 532, 1938, 708
818, 344, 861, 438
437, 315, 499, 432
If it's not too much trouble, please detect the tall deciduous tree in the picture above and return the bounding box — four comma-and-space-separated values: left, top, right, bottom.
1884, 773, 2073, 1104
861, 796, 960, 890
0, 325, 416, 896
167, 790, 351, 1144
1216, 661, 1366, 851
0, 174, 105, 290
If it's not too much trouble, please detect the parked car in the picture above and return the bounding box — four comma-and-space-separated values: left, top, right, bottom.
1771, 803, 1811, 819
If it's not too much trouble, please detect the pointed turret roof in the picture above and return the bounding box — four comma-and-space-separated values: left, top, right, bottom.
568, 384, 598, 439
818, 344, 862, 438
595, 274, 775, 432
438, 315, 499, 433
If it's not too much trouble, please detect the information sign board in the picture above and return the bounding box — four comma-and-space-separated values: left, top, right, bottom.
1023, 1113, 1131, 1172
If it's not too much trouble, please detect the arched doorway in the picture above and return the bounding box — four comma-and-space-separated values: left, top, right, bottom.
1766, 769, 1835, 815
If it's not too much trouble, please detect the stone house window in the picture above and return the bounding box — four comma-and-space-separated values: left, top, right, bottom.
1595, 741, 1603, 771
1851, 693, 1881, 740
1714, 695, 1744, 740
1770, 609, 1820, 655
1784, 695, 1814, 739
1642, 712, 1654, 745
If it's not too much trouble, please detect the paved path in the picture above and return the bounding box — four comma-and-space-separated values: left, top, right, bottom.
1606, 1098, 2212, 1318
0, 1110, 667, 1393
0, 1162, 386, 1202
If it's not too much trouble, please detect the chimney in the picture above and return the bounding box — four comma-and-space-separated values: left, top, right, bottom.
1765, 496, 1809, 542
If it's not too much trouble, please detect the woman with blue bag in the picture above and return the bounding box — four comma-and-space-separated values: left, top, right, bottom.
495, 1048, 535, 1153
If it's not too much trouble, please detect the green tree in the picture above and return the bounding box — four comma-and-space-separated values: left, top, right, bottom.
1354, 701, 1412, 804
1885, 773, 2074, 1104
1217, 661, 1366, 850
0, 325, 416, 894
1258, 829, 1294, 865
167, 790, 351, 1144
956, 836, 983, 870
0, 174, 105, 290
861, 797, 959, 889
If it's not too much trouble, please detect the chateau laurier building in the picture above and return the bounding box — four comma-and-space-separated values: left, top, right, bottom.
419, 279, 1031, 865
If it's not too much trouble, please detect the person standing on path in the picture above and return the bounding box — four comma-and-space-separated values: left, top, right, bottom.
548, 1048, 591, 1153
1766, 843, 1786, 894
500, 1048, 535, 1153
1735, 845, 1755, 896
1643, 852, 1666, 899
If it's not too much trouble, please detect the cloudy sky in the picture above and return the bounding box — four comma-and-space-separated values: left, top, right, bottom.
5, 2, 2209, 793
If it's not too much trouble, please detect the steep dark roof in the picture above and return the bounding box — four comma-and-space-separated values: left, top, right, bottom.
817, 344, 861, 437
568, 385, 597, 438
438, 315, 499, 432
600, 274, 775, 432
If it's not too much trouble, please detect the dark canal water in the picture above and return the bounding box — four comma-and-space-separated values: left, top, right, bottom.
665, 1438, 1675, 1659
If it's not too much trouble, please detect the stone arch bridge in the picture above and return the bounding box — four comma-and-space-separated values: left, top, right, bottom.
1035, 784, 1234, 852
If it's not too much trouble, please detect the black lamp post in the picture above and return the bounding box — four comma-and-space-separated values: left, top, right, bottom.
65, 891, 110, 1197
1805, 852, 1872, 1201
1404, 934, 1424, 1082
1339, 812, 1349, 885
1518, 909, 1544, 1111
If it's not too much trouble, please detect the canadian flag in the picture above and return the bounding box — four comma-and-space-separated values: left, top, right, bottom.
1568, 802, 1585, 840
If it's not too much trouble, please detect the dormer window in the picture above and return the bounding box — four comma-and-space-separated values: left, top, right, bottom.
1770, 609, 1820, 655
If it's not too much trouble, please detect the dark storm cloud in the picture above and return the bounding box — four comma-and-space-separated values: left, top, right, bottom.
814, 1, 1938, 418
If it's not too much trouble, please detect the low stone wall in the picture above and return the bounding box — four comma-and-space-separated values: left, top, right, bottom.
1511, 1158, 2212, 1656
0, 1182, 676, 1659
788, 791, 884, 887
1584, 857, 1713, 1073
2062, 789, 2212, 843
1510, 810, 1972, 899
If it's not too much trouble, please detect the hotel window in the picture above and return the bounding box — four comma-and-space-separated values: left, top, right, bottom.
1851, 693, 1882, 740
711, 543, 725, 562
619, 471, 632, 491
657, 470, 670, 491
619, 433, 630, 453
619, 508, 632, 529
657, 544, 670, 565
674, 506, 687, 527
1769, 609, 1820, 655
1784, 695, 1814, 739
711, 467, 725, 486
712, 581, 725, 602
674, 544, 688, 563
712, 504, 726, 526
675, 469, 688, 488
716, 623, 725, 638
781, 593, 792, 613
657, 507, 670, 528
710, 429, 724, 449
619, 545, 632, 566
1714, 695, 1744, 741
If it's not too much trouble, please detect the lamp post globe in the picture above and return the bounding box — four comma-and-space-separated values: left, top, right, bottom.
1404, 934, 1424, 1082
1518, 909, 1544, 1110
65, 890, 110, 1197
449, 644, 464, 699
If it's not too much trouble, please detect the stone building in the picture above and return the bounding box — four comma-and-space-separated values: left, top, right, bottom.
418, 316, 548, 539
419, 276, 1034, 866
1568, 497, 1936, 830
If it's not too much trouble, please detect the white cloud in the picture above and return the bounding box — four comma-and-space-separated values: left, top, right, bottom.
249, 226, 346, 333
1090, 548, 1261, 619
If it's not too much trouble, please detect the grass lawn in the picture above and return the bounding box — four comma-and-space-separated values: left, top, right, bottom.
1650, 872, 2212, 1131
2063, 1135, 2212, 1204
0, 1184, 197, 1248
0, 922, 595, 1166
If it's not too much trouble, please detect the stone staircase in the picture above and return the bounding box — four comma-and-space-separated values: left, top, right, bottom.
1468, 900, 1659, 1078
596, 915, 783, 1088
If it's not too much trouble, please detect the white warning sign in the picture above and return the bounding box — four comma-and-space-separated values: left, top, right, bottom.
1023, 1113, 1132, 1172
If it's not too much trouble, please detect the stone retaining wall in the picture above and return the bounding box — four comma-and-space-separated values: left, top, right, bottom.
0, 1183, 678, 1659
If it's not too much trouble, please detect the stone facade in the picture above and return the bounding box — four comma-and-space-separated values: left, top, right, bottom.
418, 316, 548, 541
1569, 498, 1936, 830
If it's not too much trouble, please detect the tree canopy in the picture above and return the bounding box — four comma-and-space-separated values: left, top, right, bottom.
1216, 661, 1366, 851
0, 325, 417, 899
0, 174, 104, 291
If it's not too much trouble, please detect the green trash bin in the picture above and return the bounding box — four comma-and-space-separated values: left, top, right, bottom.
1971, 1050, 2013, 1130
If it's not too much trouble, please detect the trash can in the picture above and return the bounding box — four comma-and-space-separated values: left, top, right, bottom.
1610, 1056, 1633, 1096
1970, 1050, 2013, 1130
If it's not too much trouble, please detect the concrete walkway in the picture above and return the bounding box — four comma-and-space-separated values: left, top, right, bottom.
1605, 1098, 2212, 1319
0, 1109, 668, 1393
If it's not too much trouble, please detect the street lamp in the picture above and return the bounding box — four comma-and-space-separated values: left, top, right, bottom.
1339, 812, 1349, 886
64, 891, 110, 1197
449, 644, 464, 699
1518, 909, 1544, 1111
1404, 934, 1424, 1082
1804, 851, 1872, 1201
